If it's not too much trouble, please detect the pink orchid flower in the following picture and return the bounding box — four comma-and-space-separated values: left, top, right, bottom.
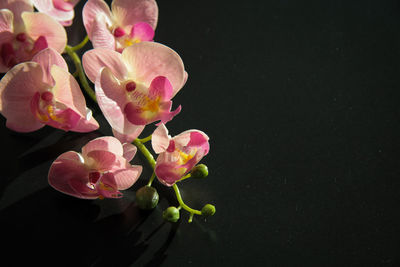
0, 48, 99, 132
82, 0, 158, 52
151, 124, 210, 186
82, 42, 187, 142
31, 0, 80, 26
48, 136, 142, 199
0, 0, 67, 72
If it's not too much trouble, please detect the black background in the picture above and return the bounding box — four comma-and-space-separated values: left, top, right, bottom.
1, 0, 400, 266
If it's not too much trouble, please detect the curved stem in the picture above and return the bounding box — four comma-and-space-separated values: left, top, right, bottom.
172, 184, 202, 217
65, 45, 96, 103
70, 35, 89, 52
147, 172, 156, 186
133, 139, 156, 169
137, 134, 152, 143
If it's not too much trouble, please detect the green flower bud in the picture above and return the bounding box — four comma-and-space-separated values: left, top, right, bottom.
201, 204, 216, 217
163, 206, 180, 222
190, 164, 208, 178
135, 186, 159, 210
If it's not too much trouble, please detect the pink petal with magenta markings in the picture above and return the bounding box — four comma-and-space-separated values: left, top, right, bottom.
122, 142, 137, 161
111, 0, 158, 29
121, 42, 186, 96
90, 16, 115, 50
112, 124, 144, 143
0, 62, 46, 132
22, 12, 67, 53
111, 165, 142, 190
151, 123, 171, 154
32, 48, 68, 86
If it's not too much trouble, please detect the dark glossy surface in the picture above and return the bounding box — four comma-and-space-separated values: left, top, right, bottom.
1, 0, 400, 266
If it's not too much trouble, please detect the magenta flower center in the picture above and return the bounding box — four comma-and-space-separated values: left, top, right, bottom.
41, 91, 54, 102
16, 33, 27, 42
113, 27, 126, 38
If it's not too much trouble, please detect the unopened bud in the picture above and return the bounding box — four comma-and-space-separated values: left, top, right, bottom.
201, 204, 216, 217
163, 206, 180, 222
190, 164, 208, 178
135, 186, 159, 210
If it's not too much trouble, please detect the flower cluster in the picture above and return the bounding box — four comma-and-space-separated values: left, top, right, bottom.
0, 0, 215, 223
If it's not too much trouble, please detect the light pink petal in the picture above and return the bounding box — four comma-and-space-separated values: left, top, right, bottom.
0, 9, 13, 32
82, 0, 112, 37
96, 172, 122, 198
148, 76, 173, 101
60, 19, 72, 26
0, 0, 32, 29
82, 48, 127, 83
95, 67, 128, 133
112, 124, 144, 143
122, 142, 137, 161
130, 22, 154, 41
82, 136, 124, 157
123, 102, 147, 125
111, 0, 158, 29
51, 65, 88, 117
32, 47, 68, 86
121, 42, 185, 96
90, 16, 115, 50
0, 62, 46, 132
111, 165, 142, 190
151, 123, 170, 154
70, 110, 99, 132
22, 12, 67, 53
31, 0, 74, 22
48, 151, 98, 199
85, 150, 117, 171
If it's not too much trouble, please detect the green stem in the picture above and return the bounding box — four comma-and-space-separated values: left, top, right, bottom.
178, 173, 191, 182
137, 135, 152, 143
70, 35, 89, 52
65, 45, 96, 103
172, 184, 202, 216
132, 139, 156, 169
147, 172, 156, 186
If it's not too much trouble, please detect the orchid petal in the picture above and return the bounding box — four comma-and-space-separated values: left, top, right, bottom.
148, 76, 173, 101
51, 65, 89, 117
95, 67, 128, 133
0, 9, 13, 32
90, 16, 115, 50
111, 0, 158, 29
121, 42, 186, 96
48, 151, 98, 199
96, 172, 122, 198
155, 160, 183, 187
0, 62, 46, 132
130, 22, 154, 41
85, 150, 117, 171
122, 142, 137, 161
82, 48, 127, 83
0, 0, 32, 29
111, 165, 142, 190
22, 12, 67, 53
151, 123, 170, 154
82, 136, 124, 157
31, 0, 74, 22
82, 0, 112, 37
32, 48, 68, 86
112, 124, 144, 143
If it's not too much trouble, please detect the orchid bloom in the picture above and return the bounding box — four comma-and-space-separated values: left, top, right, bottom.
0, 48, 99, 132
151, 124, 210, 186
31, 0, 80, 26
82, 0, 158, 52
82, 42, 187, 142
0, 0, 67, 72
48, 136, 142, 199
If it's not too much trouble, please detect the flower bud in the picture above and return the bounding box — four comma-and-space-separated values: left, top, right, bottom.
135, 186, 159, 210
190, 164, 208, 178
163, 206, 180, 222
201, 204, 216, 217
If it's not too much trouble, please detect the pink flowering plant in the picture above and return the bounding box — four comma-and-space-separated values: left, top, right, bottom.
0, 0, 215, 223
